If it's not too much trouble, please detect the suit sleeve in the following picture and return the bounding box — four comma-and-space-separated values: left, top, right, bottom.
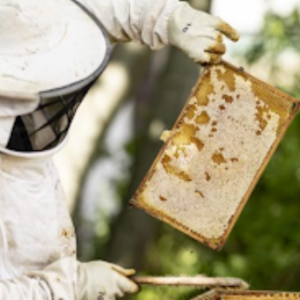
78, 0, 181, 49
0, 277, 52, 300
0, 258, 76, 300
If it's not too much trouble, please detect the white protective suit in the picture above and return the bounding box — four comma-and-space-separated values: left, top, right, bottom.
0, 0, 239, 299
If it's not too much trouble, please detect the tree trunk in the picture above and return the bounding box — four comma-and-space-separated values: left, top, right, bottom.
73, 43, 151, 259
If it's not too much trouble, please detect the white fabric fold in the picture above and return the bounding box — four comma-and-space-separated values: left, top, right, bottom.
0, 155, 77, 298
0, 155, 76, 278
78, 0, 181, 49
0, 257, 76, 300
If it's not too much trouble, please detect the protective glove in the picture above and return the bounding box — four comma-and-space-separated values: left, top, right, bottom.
77, 261, 140, 300
168, 2, 240, 64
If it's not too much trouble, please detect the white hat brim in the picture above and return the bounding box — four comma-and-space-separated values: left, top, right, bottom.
0, 0, 111, 95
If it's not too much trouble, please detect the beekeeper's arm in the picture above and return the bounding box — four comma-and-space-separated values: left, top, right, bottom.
0, 258, 138, 300
80, 0, 239, 63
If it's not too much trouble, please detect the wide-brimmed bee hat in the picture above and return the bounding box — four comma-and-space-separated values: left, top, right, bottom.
0, 0, 111, 157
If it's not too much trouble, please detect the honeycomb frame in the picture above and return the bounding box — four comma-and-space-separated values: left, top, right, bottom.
191, 290, 300, 300
131, 61, 299, 250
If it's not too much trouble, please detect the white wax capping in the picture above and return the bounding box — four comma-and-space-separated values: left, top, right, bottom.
141, 65, 282, 241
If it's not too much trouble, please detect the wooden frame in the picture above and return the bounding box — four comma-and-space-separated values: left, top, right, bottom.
191, 290, 300, 300
131, 61, 300, 250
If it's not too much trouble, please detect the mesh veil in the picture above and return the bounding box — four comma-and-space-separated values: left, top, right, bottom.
7, 82, 94, 152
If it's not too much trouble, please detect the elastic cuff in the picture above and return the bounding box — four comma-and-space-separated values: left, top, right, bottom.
161, 0, 183, 45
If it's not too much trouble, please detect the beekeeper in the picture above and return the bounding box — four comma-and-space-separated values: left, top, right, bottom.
0, 0, 239, 299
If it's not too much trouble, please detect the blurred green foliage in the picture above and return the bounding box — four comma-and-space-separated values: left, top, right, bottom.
136, 8, 300, 300
246, 9, 300, 64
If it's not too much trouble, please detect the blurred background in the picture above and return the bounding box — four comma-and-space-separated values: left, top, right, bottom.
54, 0, 300, 299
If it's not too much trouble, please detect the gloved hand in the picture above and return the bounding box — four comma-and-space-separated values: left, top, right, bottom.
77, 261, 140, 300
168, 2, 239, 64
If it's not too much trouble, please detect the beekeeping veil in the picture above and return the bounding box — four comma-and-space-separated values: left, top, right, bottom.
0, 0, 111, 157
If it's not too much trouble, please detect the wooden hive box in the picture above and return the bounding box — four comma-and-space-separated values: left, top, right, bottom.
191, 290, 300, 300
131, 61, 299, 250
